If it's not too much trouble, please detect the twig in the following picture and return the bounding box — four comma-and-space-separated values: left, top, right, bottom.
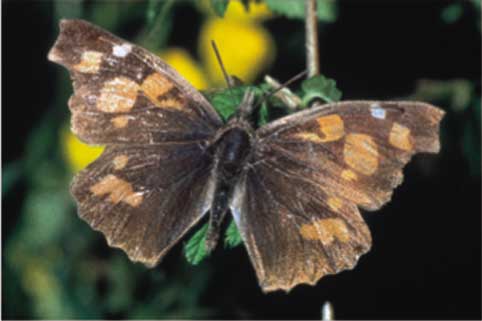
264, 75, 302, 110
305, 0, 320, 77
321, 301, 335, 320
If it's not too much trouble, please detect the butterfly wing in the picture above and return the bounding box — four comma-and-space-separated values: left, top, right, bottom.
71, 143, 215, 266
231, 101, 444, 292
48, 19, 222, 144
48, 19, 221, 265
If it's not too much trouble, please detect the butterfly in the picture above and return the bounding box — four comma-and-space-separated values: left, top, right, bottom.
48, 19, 444, 292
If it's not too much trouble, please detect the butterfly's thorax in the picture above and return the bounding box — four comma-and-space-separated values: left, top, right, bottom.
215, 127, 252, 181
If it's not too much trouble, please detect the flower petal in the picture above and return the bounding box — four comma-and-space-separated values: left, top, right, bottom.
158, 47, 209, 90
199, 18, 275, 85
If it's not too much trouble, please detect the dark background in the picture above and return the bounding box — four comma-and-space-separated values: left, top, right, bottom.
3, 0, 481, 319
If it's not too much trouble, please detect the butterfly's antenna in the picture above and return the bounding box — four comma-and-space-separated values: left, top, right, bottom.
211, 40, 242, 115
211, 40, 233, 88
254, 70, 308, 109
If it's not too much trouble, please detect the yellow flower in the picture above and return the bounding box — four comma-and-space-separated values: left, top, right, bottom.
158, 47, 208, 90
199, 18, 275, 86
223, 0, 273, 21
198, 0, 273, 21
61, 127, 103, 173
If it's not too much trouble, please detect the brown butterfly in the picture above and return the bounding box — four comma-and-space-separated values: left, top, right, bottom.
48, 19, 444, 292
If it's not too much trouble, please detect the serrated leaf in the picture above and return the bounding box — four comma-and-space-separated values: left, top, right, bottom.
184, 223, 209, 265
224, 219, 243, 248
265, 0, 337, 22
210, 0, 230, 17
301, 74, 342, 106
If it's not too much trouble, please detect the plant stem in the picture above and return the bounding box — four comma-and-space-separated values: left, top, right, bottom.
305, 0, 320, 77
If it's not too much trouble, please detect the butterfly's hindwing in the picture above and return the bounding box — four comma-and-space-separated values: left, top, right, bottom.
231, 164, 371, 292
71, 143, 215, 267
48, 19, 222, 145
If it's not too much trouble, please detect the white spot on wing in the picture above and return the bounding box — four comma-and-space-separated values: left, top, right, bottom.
112, 43, 132, 58
370, 103, 386, 119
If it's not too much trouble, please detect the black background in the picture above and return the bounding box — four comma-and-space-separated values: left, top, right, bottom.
3, 0, 481, 319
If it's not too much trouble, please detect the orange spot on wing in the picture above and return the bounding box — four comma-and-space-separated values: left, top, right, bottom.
327, 197, 343, 212
300, 218, 350, 244
73, 51, 103, 73
344, 133, 379, 175
90, 174, 143, 207
141, 73, 183, 110
112, 155, 129, 170
316, 114, 345, 142
111, 115, 130, 128
97, 77, 139, 113
389, 122, 413, 151
156, 98, 184, 109
341, 169, 358, 181
293, 132, 324, 143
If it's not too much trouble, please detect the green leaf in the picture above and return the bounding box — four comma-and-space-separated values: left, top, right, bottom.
206, 86, 252, 121
258, 103, 269, 126
210, 0, 230, 17
224, 219, 243, 248
300, 74, 342, 106
265, 0, 337, 22
184, 223, 209, 265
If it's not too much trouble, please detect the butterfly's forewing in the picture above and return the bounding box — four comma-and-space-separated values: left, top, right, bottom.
48, 19, 221, 266
232, 101, 444, 292
257, 101, 444, 210
48, 19, 222, 144
71, 144, 215, 266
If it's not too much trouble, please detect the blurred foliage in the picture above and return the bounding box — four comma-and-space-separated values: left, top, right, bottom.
210, 0, 230, 17
3, 0, 480, 319
441, 0, 480, 30
265, 0, 337, 22
408, 79, 481, 177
